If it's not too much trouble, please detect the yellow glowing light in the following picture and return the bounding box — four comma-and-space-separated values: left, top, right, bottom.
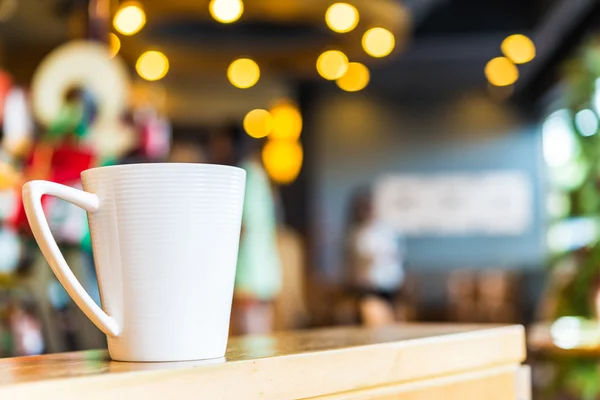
262, 140, 303, 184
325, 3, 359, 33
336, 62, 369, 92
109, 33, 120, 58
485, 57, 519, 87
243, 109, 273, 138
501, 34, 536, 64
209, 0, 244, 23
227, 58, 260, 89
113, 2, 146, 36
316, 50, 349, 80
136, 51, 169, 81
362, 27, 395, 58
270, 101, 302, 140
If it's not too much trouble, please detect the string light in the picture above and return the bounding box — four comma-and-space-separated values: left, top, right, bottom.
485, 57, 519, 87
209, 0, 244, 23
325, 3, 359, 33
362, 27, 395, 58
136, 51, 169, 81
316, 50, 349, 80
262, 140, 303, 184
113, 2, 146, 36
243, 109, 272, 138
336, 62, 369, 92
109, 33, 120, 58
270, 101, 302, 140
501, 34, 535, 64
227, 58, 260, 89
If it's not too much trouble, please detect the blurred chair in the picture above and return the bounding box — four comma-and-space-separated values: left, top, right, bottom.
447, 270, 478, 322
477, 270, 519, 323
447, 269, 520, 323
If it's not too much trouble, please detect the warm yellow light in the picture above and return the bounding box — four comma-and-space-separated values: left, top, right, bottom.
325, 3, 359, 33
270, 101, 302, 140
501, 34, 536, 64
136, 51, 169, 81
336, 62, 369, 92
109, 33, 120, 58
227, 58, 260, 89
243, 109, 272, 138
362, 27, 395, 58
209, 0, 243, 23
485, 57, 519, 87
316, 50, 349, 80
262, 140, 303, 184
113, 2, 146, 36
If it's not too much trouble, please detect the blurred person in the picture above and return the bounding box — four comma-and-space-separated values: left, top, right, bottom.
230, 140, 282, 335
345, 187, 406, 326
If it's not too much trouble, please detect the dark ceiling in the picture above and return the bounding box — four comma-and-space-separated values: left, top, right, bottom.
0, 0, 598, 105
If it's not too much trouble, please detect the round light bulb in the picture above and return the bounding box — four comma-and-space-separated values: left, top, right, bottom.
227, 58, 260, 89
485, 57, 519, 87
136, 51, 170, 81
316, 50, 349, 80
362, 27, 395, 58
270, 101, 302, 140
501, 34, 535, 64
109, 33, 120, 58
262, 140, 303, 184
336, 62, 370, 92
209, 0, 244, 23
243, 109, 273, 138
113, 2, 146, 36
325, 3, 359, 33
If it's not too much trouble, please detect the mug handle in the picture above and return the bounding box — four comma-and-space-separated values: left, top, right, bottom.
22, 180, 120, 337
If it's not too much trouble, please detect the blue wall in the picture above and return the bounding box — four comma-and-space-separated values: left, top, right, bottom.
310, 90, 546, 280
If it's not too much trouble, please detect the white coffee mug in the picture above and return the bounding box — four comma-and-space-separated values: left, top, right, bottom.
22, 163, 246, 362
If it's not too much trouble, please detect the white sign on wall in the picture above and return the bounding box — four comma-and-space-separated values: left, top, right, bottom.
374, 171, 532, 236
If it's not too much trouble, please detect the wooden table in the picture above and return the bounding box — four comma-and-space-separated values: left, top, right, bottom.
0, 324, 530, 399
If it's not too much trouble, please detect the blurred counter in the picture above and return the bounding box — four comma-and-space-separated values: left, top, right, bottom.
0, 325, 529, 399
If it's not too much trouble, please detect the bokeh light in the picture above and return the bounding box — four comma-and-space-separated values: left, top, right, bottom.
325, 3, 359, 33
227, 58, 260, 89
362, 27, 395, 58
113, 2, 146, 36
316, 50, 349, 80
485, 57, 519, 87
501, 34, 536, 64
262, 140, 303, 184
209, 0, 244, 24
136, 51, 170, 81
109, 33, 120, 58
270, 101, 302, 140
336, 62, 370, 92
243, 109, 273, 138
543, 109, 578, 167
575, 109, 599, 137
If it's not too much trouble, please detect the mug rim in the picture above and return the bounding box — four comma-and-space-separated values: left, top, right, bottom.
81, 163, 245, 178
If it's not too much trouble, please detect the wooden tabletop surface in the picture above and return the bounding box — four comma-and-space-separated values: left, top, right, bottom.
0, 324, 526, 399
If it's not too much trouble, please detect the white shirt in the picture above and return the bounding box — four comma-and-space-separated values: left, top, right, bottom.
350, 220, 404, 291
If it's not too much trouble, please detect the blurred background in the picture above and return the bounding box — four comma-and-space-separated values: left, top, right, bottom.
1, 0, 600, 398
